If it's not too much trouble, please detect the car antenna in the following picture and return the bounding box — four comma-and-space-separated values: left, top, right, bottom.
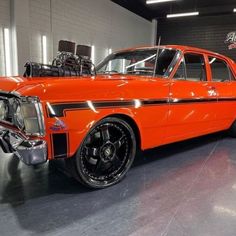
153, 36, 161, 77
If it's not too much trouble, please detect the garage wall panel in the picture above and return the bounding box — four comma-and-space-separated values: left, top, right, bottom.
0, 0, 10, 75
28, 0, 152, 65
29, 0, 51, 63
157, 15, 236, 60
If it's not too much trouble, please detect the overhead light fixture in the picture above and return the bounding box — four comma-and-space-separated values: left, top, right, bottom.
146, 0, 176, 4
11, 27, 18, 76
234, 8, 236, 12
167, 11, 199, 18
3, 28, 11, 76
42, 35, 47, 64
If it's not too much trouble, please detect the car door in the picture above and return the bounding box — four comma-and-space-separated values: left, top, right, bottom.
206, 55, 236, 129
164, 52, 217, 143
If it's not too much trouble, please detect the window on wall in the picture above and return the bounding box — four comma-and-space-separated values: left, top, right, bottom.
208, 57, 234, 82
184, 53, 206, 81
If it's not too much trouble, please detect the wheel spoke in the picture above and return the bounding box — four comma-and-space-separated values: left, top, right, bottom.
84, 146, 100, 157
80, 120, 134, 186
114, 135, 126, 150
101, 125, 110, 142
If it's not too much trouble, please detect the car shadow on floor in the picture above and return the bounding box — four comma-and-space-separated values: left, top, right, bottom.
0, 131, 230, 234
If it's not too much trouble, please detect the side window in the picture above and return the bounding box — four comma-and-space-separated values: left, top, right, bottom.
184, 54, 206, 81
209, 57, 232, 82
173, 59, 185, 80
155, 49, 177, 76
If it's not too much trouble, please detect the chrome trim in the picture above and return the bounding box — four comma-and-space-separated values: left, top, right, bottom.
0, 90, 45, 137
0, 93, 45, 137
16, 140, 47, 165
0, 126, 47, 165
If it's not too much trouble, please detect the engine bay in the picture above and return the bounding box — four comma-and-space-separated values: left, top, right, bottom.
24, 40, 95, 77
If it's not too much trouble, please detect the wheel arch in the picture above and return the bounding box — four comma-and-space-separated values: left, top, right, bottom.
104, 113, 142, 151
66, 113, 140, 188
66, 111, 143, 159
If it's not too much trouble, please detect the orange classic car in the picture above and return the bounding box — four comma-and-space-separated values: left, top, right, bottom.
1, 44, 236, 188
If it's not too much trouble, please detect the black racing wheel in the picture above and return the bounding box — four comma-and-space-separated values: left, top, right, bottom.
66, 117, 136, 189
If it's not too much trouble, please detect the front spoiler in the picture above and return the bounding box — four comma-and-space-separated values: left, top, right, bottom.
0, 127, 47, 165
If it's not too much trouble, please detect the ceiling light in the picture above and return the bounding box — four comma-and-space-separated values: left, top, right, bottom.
42, 35, 47, 64
167, 11, 199, 18
234, 8, 236, 12
146, 0, 176, 4
4, 28, 11, 76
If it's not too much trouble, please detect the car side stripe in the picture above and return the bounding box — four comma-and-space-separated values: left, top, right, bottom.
47, 97, 236, 118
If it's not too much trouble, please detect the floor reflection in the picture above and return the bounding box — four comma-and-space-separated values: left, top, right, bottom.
0, 132, 236, 235
0, 157, 24, 207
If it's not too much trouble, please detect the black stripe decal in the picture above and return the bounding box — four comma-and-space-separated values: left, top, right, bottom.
48, 99, 168, 117
52, 133, 68, 159
218, 98, 236, 102
47, 97, 236, 118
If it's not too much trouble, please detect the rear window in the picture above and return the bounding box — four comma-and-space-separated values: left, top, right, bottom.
209, 57, 233, 82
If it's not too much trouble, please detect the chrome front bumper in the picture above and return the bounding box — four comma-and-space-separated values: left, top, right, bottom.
0, 127, 47, 165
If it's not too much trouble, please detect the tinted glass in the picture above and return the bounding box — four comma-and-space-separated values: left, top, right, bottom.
155, 49, 177, 76
174, 59, 185, 80
96, 48, 177, 77
209, 57, 231, 82
185, 54, 206, 81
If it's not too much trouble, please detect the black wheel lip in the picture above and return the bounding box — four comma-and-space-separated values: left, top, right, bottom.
80, 123, 130, 183
75, 117, 137, 189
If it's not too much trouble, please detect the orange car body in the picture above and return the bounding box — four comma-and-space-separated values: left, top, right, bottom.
1, 45, 236, 162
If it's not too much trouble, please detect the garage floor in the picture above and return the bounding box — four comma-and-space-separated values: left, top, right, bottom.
1, 132, 236, 236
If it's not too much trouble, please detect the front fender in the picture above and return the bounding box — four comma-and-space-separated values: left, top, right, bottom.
46, 106, 143, 159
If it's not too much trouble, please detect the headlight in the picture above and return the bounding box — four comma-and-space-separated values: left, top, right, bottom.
21, 103, 40, 134
0, 100, 8, 120
13, 97, 45, 136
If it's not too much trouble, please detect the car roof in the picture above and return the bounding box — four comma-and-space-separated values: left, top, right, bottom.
116, 45, 234, 63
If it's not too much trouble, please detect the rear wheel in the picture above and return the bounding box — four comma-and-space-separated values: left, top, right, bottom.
67, 117, 136, 189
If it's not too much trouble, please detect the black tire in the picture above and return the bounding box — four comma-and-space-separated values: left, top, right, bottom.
66, 117, 136, 189
229, 120, 236, 137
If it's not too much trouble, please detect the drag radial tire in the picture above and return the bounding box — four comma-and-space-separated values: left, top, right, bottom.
229, 120, 236, 137
66, 117, 136, 189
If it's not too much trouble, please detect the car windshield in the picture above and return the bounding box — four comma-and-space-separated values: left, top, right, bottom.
96, 48, 178, 77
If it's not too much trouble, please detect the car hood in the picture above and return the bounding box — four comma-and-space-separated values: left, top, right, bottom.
0, 74, 152, 102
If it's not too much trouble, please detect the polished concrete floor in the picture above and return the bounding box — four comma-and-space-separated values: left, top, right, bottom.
1, 132, 236, 236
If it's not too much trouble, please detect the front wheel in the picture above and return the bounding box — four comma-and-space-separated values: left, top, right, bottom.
67, 117, 136, 189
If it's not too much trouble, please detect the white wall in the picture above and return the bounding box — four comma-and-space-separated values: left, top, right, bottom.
0, 0, 10, 75
1, 0, 153, 75
29, 0, 152, 65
